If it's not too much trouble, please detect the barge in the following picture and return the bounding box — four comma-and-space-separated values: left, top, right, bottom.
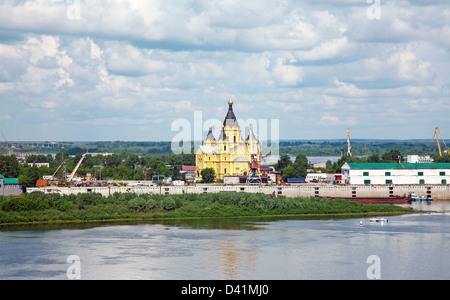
329, 193, 434, 204
340, 195, 412, 204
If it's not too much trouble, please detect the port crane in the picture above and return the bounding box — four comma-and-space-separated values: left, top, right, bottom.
346, 128, 353, 157
246, 124, 262, 186
52, 161, 65, 181
67, 153, 88, 182
1, 132, 8, 156
432, 127, 449, 156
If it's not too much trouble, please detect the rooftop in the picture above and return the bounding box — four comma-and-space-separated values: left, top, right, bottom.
0, 174, 20, 184
345, 163, 450, 170
223, 98, 240, 129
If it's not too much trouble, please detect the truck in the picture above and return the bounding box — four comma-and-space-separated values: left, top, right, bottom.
287, 178, 306, 183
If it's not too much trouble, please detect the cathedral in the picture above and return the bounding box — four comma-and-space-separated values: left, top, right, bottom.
195, 99, 260, 180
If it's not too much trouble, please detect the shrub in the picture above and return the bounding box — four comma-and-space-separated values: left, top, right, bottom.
0, 197, 49, 212
146, 199, 157, 210
127, 197, 148, 212
56, 200, 74, 212
161, 197, 176, 211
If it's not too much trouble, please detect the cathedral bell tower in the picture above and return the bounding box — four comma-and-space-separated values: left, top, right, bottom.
195, 98, 260, 180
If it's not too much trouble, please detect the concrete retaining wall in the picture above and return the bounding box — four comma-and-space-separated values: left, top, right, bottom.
27, 184, 450, 200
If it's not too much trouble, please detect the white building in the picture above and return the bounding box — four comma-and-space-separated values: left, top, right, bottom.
407, 155, 433, 163
28, 162, 50, 168
341, 163, 450, 185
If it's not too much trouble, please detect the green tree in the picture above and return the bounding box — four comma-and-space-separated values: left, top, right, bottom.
434, 154, 450, 162
171, 167, 184, 181
292, 154, 308, 178
201, 168, 216, 183
326, 160, 333, 170
0, 155, 19, 178
276, 154, 292, 171
161, 197, 176, 211
18, 175, 34, 191
281, 165, 297, 181
381, 150, 403, 162
113, 166, 133, 179
367, 154, 380, 163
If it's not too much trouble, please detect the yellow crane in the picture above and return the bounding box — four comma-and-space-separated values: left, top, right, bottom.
113, 181, 131, 192
432, 127, 449, 156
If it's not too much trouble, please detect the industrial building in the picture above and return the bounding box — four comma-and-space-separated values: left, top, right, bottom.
341, 163, 450, 185
0, 174, 22, 196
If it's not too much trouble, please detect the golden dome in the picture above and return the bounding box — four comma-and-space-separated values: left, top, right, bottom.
228, 98, 233, 105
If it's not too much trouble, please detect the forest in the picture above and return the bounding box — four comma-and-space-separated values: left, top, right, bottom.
278, 139, 444, 157
5, 139, 445, 157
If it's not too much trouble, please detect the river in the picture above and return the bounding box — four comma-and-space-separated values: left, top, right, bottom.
0, 201, 448, 280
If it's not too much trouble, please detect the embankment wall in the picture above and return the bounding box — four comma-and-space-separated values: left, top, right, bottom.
27, 184, 450, 200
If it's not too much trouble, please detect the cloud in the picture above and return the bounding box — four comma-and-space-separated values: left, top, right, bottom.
320, 113, 357, 127
272, 58, 303, 87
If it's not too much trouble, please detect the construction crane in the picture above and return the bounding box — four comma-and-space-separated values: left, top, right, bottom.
246, 124, 262, 186
67, 153, 87, 182
1, 132, 8, 156
346, 128, 353, 157
52, 161, 65, 180
432, 127, 449, 156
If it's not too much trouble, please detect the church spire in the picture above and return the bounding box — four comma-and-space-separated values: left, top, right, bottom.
223, 98, 239, 128
205, 126, 215, 142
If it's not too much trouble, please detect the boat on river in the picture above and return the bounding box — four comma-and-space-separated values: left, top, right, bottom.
370, 217, 388, 223
410, 193, 433, 202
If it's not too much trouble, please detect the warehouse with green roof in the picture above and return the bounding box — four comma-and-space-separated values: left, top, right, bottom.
0, 174, 23, 196
341, 163, 450, 185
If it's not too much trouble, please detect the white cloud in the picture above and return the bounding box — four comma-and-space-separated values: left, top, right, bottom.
388, 50, 433, 81
294, 37, 351, 62
272, 58, 303, 87
320, 113, 357, 127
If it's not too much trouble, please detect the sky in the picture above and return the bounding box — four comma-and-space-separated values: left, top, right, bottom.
0, 0, 449, 142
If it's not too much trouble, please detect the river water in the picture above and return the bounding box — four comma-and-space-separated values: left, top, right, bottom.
0, 201, 449, 280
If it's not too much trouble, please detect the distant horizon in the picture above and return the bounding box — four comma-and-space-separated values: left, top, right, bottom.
2, 138, 442, 143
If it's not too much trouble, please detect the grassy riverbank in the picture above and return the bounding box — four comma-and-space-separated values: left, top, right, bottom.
0, 191, 414, 225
